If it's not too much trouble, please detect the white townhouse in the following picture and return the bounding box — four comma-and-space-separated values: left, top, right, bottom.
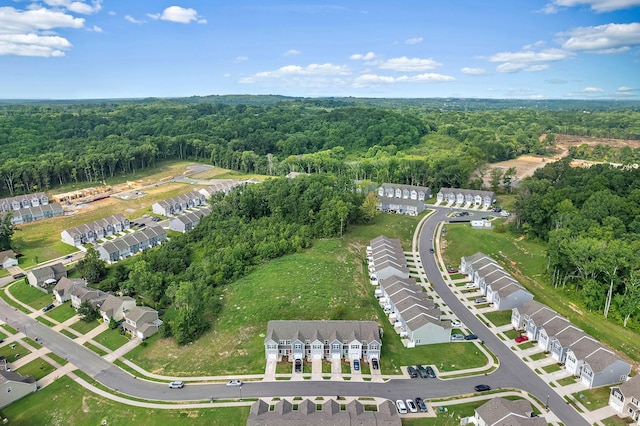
198, 180, 243, 199
96, 225, 166, 263
474, 397, 546, 426
609, 375, 640, 422
0, 193, 48, 212
369, 236, 409, 282
152, 191, 207, 217
437, 188, 494, 208
168, 206, 212, 233
511, 300, 548, 330
376, 183, 431, 216
61, 214, 130, 247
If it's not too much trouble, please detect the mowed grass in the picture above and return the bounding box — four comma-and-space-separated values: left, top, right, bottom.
8, 281, 53, 310
93, 328, 130, 351
483, 310, 513, 327
15, 358, 56, 381
441, 223, 640, 363
46, 303, 77, 323
0, 375, 250, 426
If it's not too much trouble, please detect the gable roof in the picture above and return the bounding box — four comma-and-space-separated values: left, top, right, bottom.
476, 397, 545, 426
266, 321, 379, 345
53, 277, 86, 297
614, 375, 640, 400
0, 250, 18, 264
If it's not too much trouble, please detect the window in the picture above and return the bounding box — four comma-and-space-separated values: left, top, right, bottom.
350, 344, 359, 349
294, 343, 302, 350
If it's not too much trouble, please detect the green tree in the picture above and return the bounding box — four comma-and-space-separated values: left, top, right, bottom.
360, 191, 379, 223
501, 167, 517, 193
489, 168, 503, 194
76, 246, 107, 284
0, 212, 15, 250
78, 300, 99, 322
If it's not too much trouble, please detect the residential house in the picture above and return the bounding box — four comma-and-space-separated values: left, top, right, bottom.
0, 370, 37, 409
61, 214, 130, 247
247, 398, 401, 426
0, 250, 18, 269
0, 193, 48, 212
565, 335, 603, 376
122, 306, 163, 339
53, 277, 87, 303
437, 188, 494, 208
524, 306, 559, 341
96, 225, 166, 263
198, 180, 243, 199
489, 280, 534, 311
474, 397, 546, 426
609, 375, 640, 422
98, 294, 136, 323
369, 236, 409, 282
151, 191, 207, 217
168, 206, 212, 233
537, 316, 573, 352
10, 202, 63, 225
27, 262, 67, 292
376, 183, 431, 216
580, 347, 630, 388
512, 301, 548, 331
264, 320, 381, 362
460, 252, 494, 275
70, 286, 108, 309
549, 326, 586, 363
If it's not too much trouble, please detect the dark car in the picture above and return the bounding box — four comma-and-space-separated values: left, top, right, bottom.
152, 216, 161, 222
416, 364, 428, 378
415, 397, 428, 412
42, 303, 54, 313
12, 273, 25, 279
429, 247, 435, 254
407, 366, 418, 378
465, 333, 478, 340
371, 358, 379, 370
426, 365, 436, 378
294, 359, 302, 373
474, 384, 491, 392
353, 360, 360, 371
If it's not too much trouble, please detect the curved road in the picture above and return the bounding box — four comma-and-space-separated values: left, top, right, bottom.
0, 207, 587, 424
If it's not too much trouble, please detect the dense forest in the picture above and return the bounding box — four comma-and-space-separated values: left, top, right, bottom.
514, 160, 640, 325
1, 97, 640, 197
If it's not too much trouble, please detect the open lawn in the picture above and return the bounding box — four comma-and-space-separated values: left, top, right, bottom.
93, 328, 130, 351
483, 311, 513, 327
8, 282, 53, 310
0, 375, 250, 426
46, 303, 77, 323
15, 358, 56, 381
573, 386, 612, 411
441, 223, 640, 365
0, 342, 31, 361
557, 376, 578, 386
70, 319, 100, 335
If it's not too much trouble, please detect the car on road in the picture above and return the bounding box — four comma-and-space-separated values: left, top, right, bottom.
416, 364, 428, 378
371, 358, 379, 370
353, 360, 360, 371
395, 399, 408, 414
451, 319, 461, 327
474, 297, 487, 303
451, 333, 464, 341
407, 366, 418, 378
492, 207, 502, 212
474, 384, 491, 392
64, 255, 73, 259
426, 366, 436, 378
168, 381, 184, 389
42, 303, 54, 313
406, 399, 418, 413
12, 273, 25, 279
415, 397, 428, 412
294, 359, 302, 373
429, 247, 435, 254
515, 335, 529, 343
226, 379, 243, 387
465, 333, 478, 340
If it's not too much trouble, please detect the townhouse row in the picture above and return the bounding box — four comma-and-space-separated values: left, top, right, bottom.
96, 225, 166, 264
61, 214, 131, 247
376, 183, 431, 216
437, 187, 495, 208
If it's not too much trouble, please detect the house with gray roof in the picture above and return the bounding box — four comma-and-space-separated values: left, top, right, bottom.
487, 278, 532, 311
565, 335, 603, 376
264, 320, 381, 362
27, 262, 67, 292
61, 214, 130, 247
98, 294, 136, 323
198, 180, 243, 199
537, 316, 573, 351
0, 370, 37, 409
96, 225, 166, 263
369, 236, 409, 282
247, 398, 401, 426
610, 375, 640, 422
437, 188, 494, 208
524, 306, 559, 341
70, 286, 108, 309
10, 202, 63, 225
122, 306, 163, 339
169, 206, 212, 233
0, 250, 18, 269
549, 325, 585, 363
0, 192, 48, 212
53, 277, 87, 303
512, 300, 547, 330
151, 190, 206, 217
580, 347, 630, 388
474, 397, 546, 426
376, 183, 430, 216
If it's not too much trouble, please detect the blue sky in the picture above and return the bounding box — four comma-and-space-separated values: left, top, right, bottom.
0, 0, 639, 99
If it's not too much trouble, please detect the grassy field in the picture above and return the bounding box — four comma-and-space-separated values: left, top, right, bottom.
46, 303, 78, 323
70, 319, 100, 335
441, 223, 640, 366
572, 386, 612, 411
0, 376, 250, 426
0, 342, 31, 361
93, 328, 130, 351
483, 311, 513, 327
15, 358, 56, 381
8, 281, 53, 310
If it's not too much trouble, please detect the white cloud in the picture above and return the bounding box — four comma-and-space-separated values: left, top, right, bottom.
254, 63, 351, 78
461, 67, 486, 75
125, 15, 145, 25
350, 52, 376, 60
583, 86, 604, 92
404, 37, 423, 45
490, 48, 573, 73
561, 23, 640, 53
91, 25, 102, 32
235, 56, 249, 62
378, 56, 442, 71
43, 0, 102, 15
352, 72, 454, 87
536, 3, 559, 13
284, 49, 300, 56
148, 6, 206, 24
617, 86, 634, 92
553, 0, 640, 12
0, 6, 84, 57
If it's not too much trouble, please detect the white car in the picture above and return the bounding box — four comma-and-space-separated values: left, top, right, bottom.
451, 333, 465, 340
406, 399, 418, 413
226, 379, 243, 387
395, 399, 408, 414
451, 319, 462, 327
464, 283, 476, 289
168, 380, 184, 389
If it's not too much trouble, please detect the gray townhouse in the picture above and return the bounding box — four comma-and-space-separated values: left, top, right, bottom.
151, 190, 206, 217
609, 375, 640, 423
27, 262, 67, 292
579, 347, 630, 388
168, 206, 212, 233
122, 306, 163, 339
537, 316, 574, 352
478, 268, 517, 295
487, 279, 533, 311
511, 300, 548, 330
10, 202, 63, 225
61, 214, 130, 247
0, 193, 48, 212
0, 250, 18, 269
264, 320, 381, 362
96, 225, 166, 263
474, 397, 546, 426
0, 370, 37, 409
376, 183, 431, 216
70, 286, 108, 309
98, 294, 136, 323
53, 277, 87, 303
437, 188, 495, 208
369, 236, 409, 282
198, 180, 243, 199
565, 335, 603, 376
549, 325, 586, 364
523, 305, 559, 341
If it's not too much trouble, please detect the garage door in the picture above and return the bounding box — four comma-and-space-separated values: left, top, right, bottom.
268, 353, 276, 360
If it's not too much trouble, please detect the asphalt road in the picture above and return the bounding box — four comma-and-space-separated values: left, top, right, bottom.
0, 207, 588, 424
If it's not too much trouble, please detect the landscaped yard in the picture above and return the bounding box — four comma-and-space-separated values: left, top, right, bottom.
557, 376, 578, 386
93, 328, 130, 351
0, 342, 31, 362
542, 363, 562, 373
0, 375, 250, 426
483, 310, 513, 327
45, 303, 78, 323
529, 352, 548, 361
8, 282, 54, 310
573, 386, 613, 411
70, 320, 100, 335
14, 358, 56, 381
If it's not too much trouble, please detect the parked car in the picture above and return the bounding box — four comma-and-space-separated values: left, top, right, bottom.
416, 364, 428, 379
426, 366, 436, 378
451, 319, 462, 327
64, 255, 73, 259
474, 384, 491, 392
395, 399, 408, 414
152, 216, 161, 222
371, 358, 379, 370
429, 247, 435, 254
407, 366, 418, 378
447, 268, 459, 274
474, 297, 487, 303
294, 359, 302, 373
465, 283, 476, 288
353, 360, 360, 371
415, 397, 428, 412
465, 334, 478, 340
12, 273, 25, 279
168, 381, 184, 389
451, 333, 465, 341
42, 303, 54, 313
515, 335, 529, 343
492, 207, 502, 212
406, 399, 418, 413
226, 379, 243, 387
